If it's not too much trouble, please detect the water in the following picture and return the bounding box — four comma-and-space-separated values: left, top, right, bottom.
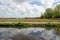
0, 28, 60, 40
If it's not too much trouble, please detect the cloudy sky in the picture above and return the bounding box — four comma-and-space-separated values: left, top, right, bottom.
0, 0, 60, 18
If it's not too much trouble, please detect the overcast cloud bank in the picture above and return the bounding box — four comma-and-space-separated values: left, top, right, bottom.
0, 0, 60, 18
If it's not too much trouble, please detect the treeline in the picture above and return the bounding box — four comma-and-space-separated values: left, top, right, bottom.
41, 4, 60, 18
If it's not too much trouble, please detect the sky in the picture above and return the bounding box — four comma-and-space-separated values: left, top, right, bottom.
0, 0, 60, 18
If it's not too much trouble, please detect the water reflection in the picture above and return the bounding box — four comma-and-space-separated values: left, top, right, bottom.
0, 28, 60, 40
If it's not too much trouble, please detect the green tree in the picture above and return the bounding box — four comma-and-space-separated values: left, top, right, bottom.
41, 4, 60, 18
41, 8, 53, 18
45, 8, 53, 18
54, 4, 60, 18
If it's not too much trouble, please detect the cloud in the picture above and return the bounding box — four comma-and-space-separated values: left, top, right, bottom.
0, 0, 60, 18
15, 2, 45, 18
13, 0, 29, 3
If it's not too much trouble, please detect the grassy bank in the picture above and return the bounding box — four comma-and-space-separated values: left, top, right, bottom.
0, 22, 60, 35
0, 18, 60, 35
0, 22, 60, 28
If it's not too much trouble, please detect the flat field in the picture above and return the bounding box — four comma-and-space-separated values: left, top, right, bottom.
0, 18, 60, 35
0, 18, 60, 24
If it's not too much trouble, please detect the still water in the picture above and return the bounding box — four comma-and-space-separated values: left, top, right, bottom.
0, 28, 60, 40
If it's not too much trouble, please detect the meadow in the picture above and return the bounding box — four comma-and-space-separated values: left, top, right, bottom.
0, 18, 60, 24
0, 18, 60, 35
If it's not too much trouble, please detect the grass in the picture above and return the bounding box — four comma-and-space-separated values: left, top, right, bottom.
0, 18, 60, 24
0, 18, 60, 22
0, 18, 60, 35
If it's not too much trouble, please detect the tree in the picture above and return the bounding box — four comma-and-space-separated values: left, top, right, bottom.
45, 8, 53, 18
54, 4, 60, 18
41, 8, 53, 18
40, 4, 60, 18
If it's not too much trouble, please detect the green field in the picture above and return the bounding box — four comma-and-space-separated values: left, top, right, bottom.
0, 18, 60, 24
0, 18, 60, 35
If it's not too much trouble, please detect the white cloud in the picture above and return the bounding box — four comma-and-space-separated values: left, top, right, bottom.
16, 2, 45, 18
0, 0, 60, 18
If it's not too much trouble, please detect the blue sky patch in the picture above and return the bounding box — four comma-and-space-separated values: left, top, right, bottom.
52, 0, 60, 6
31, 1, 43, 6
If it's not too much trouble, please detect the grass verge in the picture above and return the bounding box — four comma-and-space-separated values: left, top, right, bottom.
0, 22, 60, 35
